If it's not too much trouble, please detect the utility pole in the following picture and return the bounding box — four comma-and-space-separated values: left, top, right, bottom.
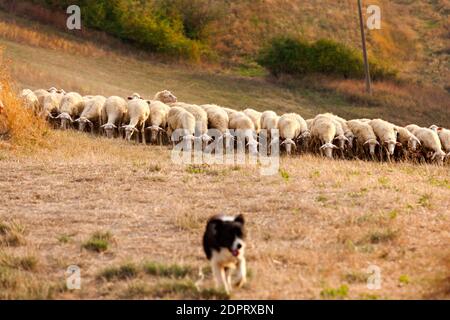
358, 0, 372, 95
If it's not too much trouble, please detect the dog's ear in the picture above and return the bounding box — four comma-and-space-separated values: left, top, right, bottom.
207, 218, 223, 235
234, 214, 244, 225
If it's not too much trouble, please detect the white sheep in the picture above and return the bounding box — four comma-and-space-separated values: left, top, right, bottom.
201, 104, 233, 148
222, 107, 239, 117
306, 119, 313, 130
430, 125, 450, 154
413, 127, 446, 165
167, 106, 196, 148
55, 92, 85, 130
20, 89, 39, 114
42, 90, 65, 120
229, 112, 258, 154
76, 95, 106, 133
145, 100, 171, 144
243, 108, 262, 134
154, 90, 177, 104
122, 97, 150, 143
310, 115, 338, 158
260, 111, 280, 146
406, 124, 421, 135
347, 120, 380, 159
101, 96, 128, 138
369, 119, 399, 161
277, 113, 301, 155
395, 126, 421, 151
320, 113, 349, 151
173, 102, 211, 143
33, 89, 49, 111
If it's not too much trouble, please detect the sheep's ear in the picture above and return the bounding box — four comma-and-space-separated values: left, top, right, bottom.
127, 96, 132, 100
437, 127, 443, 131
146, 100, 151, 105
234, 214, 245, 225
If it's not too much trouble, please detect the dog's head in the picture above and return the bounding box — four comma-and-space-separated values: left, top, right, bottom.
206, 214, 246, 257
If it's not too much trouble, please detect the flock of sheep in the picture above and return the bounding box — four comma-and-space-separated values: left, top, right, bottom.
19, 87, 450, 165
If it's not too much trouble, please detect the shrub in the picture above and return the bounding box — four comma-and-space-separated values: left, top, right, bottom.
257, 36, 396, 80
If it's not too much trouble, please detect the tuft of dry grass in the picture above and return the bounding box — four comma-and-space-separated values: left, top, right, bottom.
0, 220, 27, 247
81, 231, 113, 253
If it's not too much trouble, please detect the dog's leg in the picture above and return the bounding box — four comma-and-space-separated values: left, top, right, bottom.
212, 263, 230, 294
225, 267, 232, 290
234, 258, 247, 288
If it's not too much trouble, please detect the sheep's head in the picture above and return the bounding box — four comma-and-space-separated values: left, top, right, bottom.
47, 87, 58, 93
122, 125, 138, 141
281, 138, 296, 155
127, 93, 142, 101
334, 134, 349, 149
55, 112, 73, 130
57, 89, 66, 95
429, 125, 440, 132
146, 125, 166, 143
155, 90, 177, 104
345, 132, 355, 149
364, 139, 380, 155
75, 117, 93, 132
320, 142, 338, 158
101, 123, 117, 138
383, 139, 397, 155
431, 149, 446, 165
408, 136, 421, 151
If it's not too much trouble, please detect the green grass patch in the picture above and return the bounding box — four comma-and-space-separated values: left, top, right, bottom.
154, 279, 229, 299
98, 263, 139, 281
143, 262, 194, 279
279, 169, 290, 182
82, 231, 112, 253
320, 284, 349, 299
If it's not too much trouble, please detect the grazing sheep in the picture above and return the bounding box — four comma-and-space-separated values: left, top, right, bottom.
243, 108, 262, 134
222, 107, 239, 117
20, 89, 39, 114
260, 111, 280, 146
310, 115, 338, 158
123, 98, 150, 143
154, 90, 177, 104
306, 119, 314, 130
333, 115, 354, 149
319, 113, 349, 151
347, 120, 380, 160
145, 100, 171, 144
413, 127, 446, 165
430, 125, 450, 153
56, 92, 85, 130
33, 89, 49, 110
277, 113, 301, 155
229, 112, 258, 154
174, 102, 211, 143
167, 106, 196, 148
101, 96, 128, 138
201, 104, 232, 148
42, 90, 65, 120
369, 119, 399, 161
76, 95, 106, 133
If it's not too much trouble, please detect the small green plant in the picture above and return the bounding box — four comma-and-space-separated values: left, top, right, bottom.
186, 165, 206, 174
310, 170, 321, 178
82, 231, 112, 253
320, 284, 349, 299
378, 176, 389, 186
316, 195, 328, 203
98, 263, 138, 281
279, 169, 290, 182
418, 194, 432, 208
389, 210, 398, 220
57, 234, 72, 244
143, 262, 193, 279
399, 274, 410, 285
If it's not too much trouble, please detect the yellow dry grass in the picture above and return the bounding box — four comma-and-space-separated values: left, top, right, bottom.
0, 130, 449, 299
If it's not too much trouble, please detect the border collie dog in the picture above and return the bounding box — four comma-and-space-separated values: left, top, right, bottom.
202, 214, 246, 294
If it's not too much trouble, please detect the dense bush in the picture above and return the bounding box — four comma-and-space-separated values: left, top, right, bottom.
257, 37, 396, 80
28, 0, 214, 61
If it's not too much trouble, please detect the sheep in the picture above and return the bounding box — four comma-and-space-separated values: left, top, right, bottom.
174, 102, 211, 143
413, 127, 446, 165
406, 124, 421, 135
167, 106, 196, 148
290, 113, 311, 151
75, 95, 106, 133
306, 119, 313, 130
154, 90, 177, 104
277, 113, 301, 155
228, 112, 258, 154
145, 100, 171, 144
201, 104, 233, 148
319, 113, 349, 151
260, 111, 279, 145
20, 89, 39, 114
369, 119, 399, 162
55, 92, 85, 130
222, 107, 239, 117
122, 98, 150, 143
333, 115, 355, 149
33, 89, 49, 110
310, 115, 338, 158
100, 96, 128, 138
347, 120, 380, 160
42, 90, 65, 120
243, 108, 262, 134
430, 125, 450, 153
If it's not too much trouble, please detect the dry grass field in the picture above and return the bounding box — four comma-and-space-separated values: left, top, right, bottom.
0, 131, 449, 299
0, 6, 449, 300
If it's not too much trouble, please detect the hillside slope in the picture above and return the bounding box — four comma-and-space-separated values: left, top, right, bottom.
1, 11, 449, 127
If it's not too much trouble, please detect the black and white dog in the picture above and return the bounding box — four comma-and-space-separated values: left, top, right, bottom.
202, 214, 246, 294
